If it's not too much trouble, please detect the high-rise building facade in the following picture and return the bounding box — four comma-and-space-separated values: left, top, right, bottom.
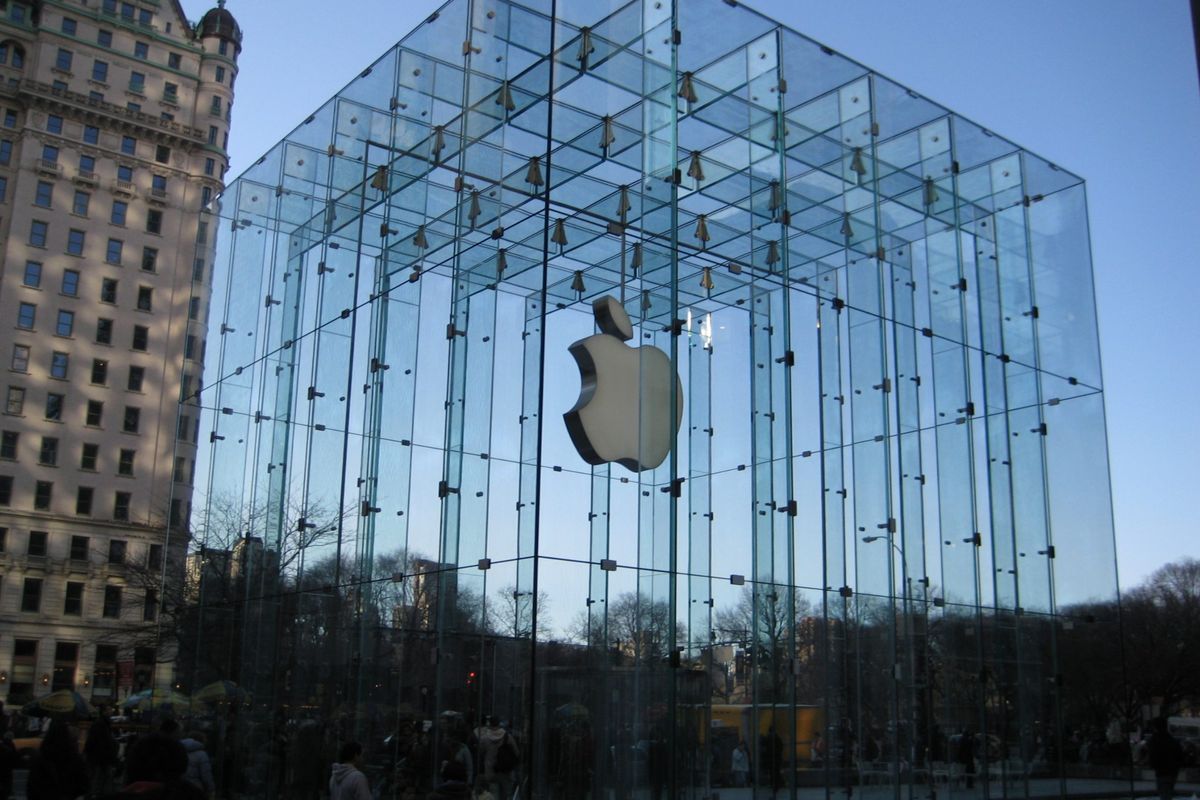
190, 1, 1122, 798
0, 0, 239, 706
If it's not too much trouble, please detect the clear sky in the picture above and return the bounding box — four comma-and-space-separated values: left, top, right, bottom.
189, 0, 1200, 589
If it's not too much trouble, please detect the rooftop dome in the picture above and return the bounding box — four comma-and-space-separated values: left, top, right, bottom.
199, 1, 242, 49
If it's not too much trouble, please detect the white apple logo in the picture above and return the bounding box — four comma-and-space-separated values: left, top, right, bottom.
564, 295, 683, 472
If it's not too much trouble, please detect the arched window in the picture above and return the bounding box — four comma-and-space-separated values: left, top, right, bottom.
0, 40, 26, 69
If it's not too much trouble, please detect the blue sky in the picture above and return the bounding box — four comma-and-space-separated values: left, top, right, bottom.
194, 0, 1200, 588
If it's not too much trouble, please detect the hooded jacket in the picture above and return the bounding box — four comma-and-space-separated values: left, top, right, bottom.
180, 738, 215, 795
329, 761, 372, 800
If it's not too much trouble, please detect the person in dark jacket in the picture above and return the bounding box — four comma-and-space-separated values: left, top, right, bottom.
85, 714, 120, 797
105, 732, 205, 800
0, 731, 17, 800
1147, 718, 1184, 800
427, 759, 471, 800
27, 720, 88, 800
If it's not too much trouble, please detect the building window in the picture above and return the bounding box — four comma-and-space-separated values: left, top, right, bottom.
79, 153, 95, 174
55, 48, 73, 72
98, 29, 112, 47
0, 474, 11, 504
126, 101, 140, 113
192, 259, 204, 282
23, 261, 41, 287
129, 71, 145, 93
81, 441, 99, 468
12, 345, 30, 373
28, 530, 47, 556
61, 270, 79, 297
100, 279, 117, 304
17, 302, 36, 330
177, 414, 190, 442
207, 126, 218, 145
3, 110, 16, 127
146, 209, 162, 234
75, 486, 92, 516
201, 186, 212, 206
96, 318, 113, 344
34, 181, 53, 208
51, 643, 78, 691
113, 492, 130, 521
134, 41, 148, 60
155, 145, 170, 164
126, 366, 144, 392
50, 351, 69, 379
102, 585, 121, 618
91, 359, 108, 385
143, 588, 157, 621
108, 538, 126, 564
29, 220, 48, 247
131, 325, 148, 351
173, 455, 187, 483
117, 448, 135, 475
21, 577, 42, 612
33, 480, 52, 510
141, 246, 157, 272
94, 645, 117, 697
168, 52, 181, 69
138, 7, 152, 25
120, 136, 136, 156
0, 430, 15, 459
0, 527, 5, 550
151, 173, 167, 194
204, 157, 215, 177
148, 543, 163, 569
47, 115, 63, 135
61, 17, 78, 34
136, 286, 152, 311
0, 139, 11, 165
218, 40, 228, 57
72, 189, 90, 216
44, 392, 63, 420
5, 387, 24, 415
0, 174, 7, 201
55, 310, 74, 337
42, 144, 59, 164
210, 96, 221, 116
110, 200, 127, 225
85, 400, 103, 427
188, 297, 200, 320
38, 436, 58, 466
64, 581, 84, 615
69, 535, 89, 561
163, 81, 177, 103
67, 228, 85, 256
106, 238, 123, 265
0, 41, 25, 68
117, 164, 133, 182
122, 406, 139, 433
215, 65, 225, 83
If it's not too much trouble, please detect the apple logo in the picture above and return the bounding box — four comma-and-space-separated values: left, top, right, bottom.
564, 295, 683, 472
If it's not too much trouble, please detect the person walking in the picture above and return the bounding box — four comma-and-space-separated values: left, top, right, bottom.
1147, 718, 1183, 800
474, 716, 519, 800
731, 740, 750, 788
26, 720, 88, 800
84, 712, 119, 797
181, 731, 216, 799
330, 741, 373, 800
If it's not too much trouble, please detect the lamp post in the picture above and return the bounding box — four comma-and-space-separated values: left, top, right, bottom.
862, 533, 918, 799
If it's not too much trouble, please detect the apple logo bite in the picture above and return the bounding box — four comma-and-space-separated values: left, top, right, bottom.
564, 295, 683, 472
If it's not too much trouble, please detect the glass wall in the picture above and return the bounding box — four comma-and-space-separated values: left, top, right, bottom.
172, 1, 1122, 797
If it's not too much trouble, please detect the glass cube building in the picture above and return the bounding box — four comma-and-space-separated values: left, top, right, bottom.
181, 0, 1119, 797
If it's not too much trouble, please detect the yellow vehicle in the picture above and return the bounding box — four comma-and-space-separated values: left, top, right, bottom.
710, 704, 824, 761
